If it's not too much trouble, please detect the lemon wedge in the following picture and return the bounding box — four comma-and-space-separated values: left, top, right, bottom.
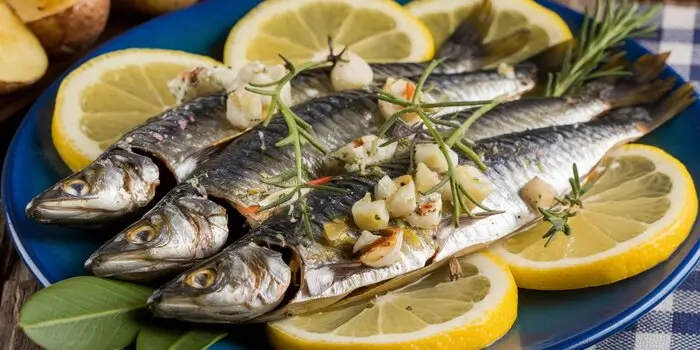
52, 49, 222, 171
406, 0, 572, 65
223, 0, 434, 71
267, 252, 517, 350
494, 144, 698, 290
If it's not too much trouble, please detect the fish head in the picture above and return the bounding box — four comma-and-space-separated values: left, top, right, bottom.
85, 190, 229, 281
148, 243, 292, 323
25, 150, 160, 224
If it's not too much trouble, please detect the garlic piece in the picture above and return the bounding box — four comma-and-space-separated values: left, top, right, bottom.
414, 162, 441, 193
374, 175, 397, 200
226, 62, 290, 129
167, 65, 239, 105
323, 220, 351, 243
414, 143, 459, 174
387, 175, 417, 218
497, 62, 516, 79
358, 228, 403, 268
520, 176, 557, 210
331, 51, 374, 91
443, 165, 493, 209
406, 193, 443, 228
352, 193, 390, 231
378, 78, 421, 125
334, 135, 397, 172
353, 230, 381, 253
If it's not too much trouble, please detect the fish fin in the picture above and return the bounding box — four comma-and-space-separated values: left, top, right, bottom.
641, 83, 697, 133
604, 77, 676, 108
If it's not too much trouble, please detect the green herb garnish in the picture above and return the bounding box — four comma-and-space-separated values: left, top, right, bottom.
246, 55, 348, 237
374, 58, 502, 227
545, 0, 660, 97
539, 163, 594, 247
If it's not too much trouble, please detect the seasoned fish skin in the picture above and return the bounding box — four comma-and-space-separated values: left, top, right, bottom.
85, 68, 538, 280
148, 84, 693, 323
25, 94, 236, 225
115, 93, 237, 181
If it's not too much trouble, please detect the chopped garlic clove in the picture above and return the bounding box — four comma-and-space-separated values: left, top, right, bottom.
225, 62, 290, 129
323, 220, 351, 244
520, 176, 557, 210
406, 193, 443, 228
168, 65, 239, 105
497, 62, 516, 79
387, 175, 417, 218
414, 162, 441, 193
450, 165, 493, 209
414, 144, 459, 174
375, 175, 397, 200
331, 51, 374, 91
358, 228, 403, 268
379, 78, 422, 125
353, 230, 381, 253
352, 193, 390, 231
334, 134, 396, 172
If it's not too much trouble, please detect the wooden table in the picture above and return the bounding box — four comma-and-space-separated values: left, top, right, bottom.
0, 1, 687, 349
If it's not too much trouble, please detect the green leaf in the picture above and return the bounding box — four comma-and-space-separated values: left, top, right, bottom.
136, 325, 227, 350
19, 276, 152, 350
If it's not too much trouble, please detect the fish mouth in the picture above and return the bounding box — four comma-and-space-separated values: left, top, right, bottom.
148, 292, 202, 318
85, 251, 186, 281
26, 198, 117, 223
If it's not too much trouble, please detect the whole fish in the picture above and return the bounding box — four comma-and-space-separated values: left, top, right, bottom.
84, 67, 538, 281
26, 51, 540, 226
146, 84, 695, 323
291, 0, 532, 102
84, 55, 671, 281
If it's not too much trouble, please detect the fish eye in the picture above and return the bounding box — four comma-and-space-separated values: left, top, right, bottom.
62, 179, 90, 196
186, 268, 217, 289
126, 225, 157, 244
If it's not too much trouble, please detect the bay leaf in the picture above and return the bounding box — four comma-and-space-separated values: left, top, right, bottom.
19, 276, 153, 350
136, 324, 227, 350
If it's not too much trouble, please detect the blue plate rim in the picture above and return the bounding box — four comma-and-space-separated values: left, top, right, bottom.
2, 1, 699, 349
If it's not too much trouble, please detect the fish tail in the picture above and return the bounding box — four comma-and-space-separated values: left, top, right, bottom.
435, 0, 499, 60
478, 29, 532, 65
605, 77, 676, 108
641, 83, 697, 133
630, 52, 671, 84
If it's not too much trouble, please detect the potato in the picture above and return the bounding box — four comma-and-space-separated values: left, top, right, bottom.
120, 0, 198, 16
6, 0, 110, 57
0, 2, 48, 94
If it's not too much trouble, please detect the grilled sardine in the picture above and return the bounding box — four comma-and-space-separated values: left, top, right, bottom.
146, 84, 695, 324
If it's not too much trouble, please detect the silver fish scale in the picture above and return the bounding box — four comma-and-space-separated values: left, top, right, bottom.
463, 96, 609, 141
183, 91, 383, 214
291, 63, 537, 105
115, 93, 237, 182
168, 68, 536, 223
253, 115, 648, 311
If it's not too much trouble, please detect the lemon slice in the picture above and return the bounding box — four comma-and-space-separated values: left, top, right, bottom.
223, 0, 434, 71
268, 252, 517, 350
52, 49, 222, 171
406, 0, 572, 64
494, 144, 698, 290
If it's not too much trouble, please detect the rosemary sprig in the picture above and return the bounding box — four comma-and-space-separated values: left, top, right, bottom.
546, 0, 660, 97
539, 163, 594, 247
246, 56, 348, 236
373, 59, 502, 227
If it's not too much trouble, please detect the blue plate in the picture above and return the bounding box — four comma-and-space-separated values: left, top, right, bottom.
2, 1, 699, 349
